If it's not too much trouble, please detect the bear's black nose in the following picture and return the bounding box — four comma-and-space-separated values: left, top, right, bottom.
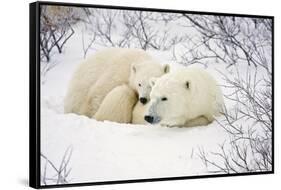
144, 115, 154, 123
139, 97, 147, 104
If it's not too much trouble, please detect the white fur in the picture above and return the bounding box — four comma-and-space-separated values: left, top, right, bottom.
64, 48, 169, 119
132, 102, 148, 124
94, 84, 137, 123
145, 67, 224, 127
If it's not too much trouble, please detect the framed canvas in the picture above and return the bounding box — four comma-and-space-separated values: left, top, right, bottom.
29, 1, 274, 189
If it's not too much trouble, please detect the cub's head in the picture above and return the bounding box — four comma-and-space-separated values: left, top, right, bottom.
129, 61, 170, 105
144, 73, 193, 127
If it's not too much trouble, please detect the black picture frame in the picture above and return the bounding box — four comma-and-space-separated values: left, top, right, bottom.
29, 1, 274, 189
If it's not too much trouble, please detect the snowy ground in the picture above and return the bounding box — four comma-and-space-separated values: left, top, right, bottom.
40, 22, 259, 185
41, 98, 227, 183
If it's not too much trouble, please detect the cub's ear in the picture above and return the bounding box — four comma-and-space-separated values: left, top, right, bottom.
163, 64, 170, 73
185, 81, 190, 89
149, 77, 157, 87
131, 64, 136, 73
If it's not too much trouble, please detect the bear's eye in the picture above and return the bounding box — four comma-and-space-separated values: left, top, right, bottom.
138, 83, 141, 87
186, 81, 190, 89
161, 97, 168, 101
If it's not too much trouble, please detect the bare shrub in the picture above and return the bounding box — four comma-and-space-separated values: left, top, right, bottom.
198, 65, 272, 173
176, 15, 272, 69
81, 9, 187, 51
41, 146, 73, 185
40, 6, 79, 62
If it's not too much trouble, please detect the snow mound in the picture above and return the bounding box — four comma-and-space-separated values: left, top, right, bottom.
41, 96, 227, 184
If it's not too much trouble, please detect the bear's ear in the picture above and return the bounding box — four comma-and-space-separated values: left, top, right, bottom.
163, 64, 170, 73
149, 77, 157, 87
185, 81, 190, 89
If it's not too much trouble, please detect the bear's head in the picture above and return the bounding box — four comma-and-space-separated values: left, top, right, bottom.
144, 72, 194, 127
129, 60, 170, 105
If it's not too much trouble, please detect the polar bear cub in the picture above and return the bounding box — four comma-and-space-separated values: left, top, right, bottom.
132, 101, 147, 124
143, 67, 224, 127
94, 84, 138, 123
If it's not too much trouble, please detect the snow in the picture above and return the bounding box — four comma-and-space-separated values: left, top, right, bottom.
41, 96, 227, 183
39, 17, 268, 185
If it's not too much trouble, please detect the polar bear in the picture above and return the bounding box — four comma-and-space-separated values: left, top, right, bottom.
64, 48, 169, 121
95, 87, 148, 124
94, 84, 138, 123
143, 67, 224, 127
132, 101, 147, 124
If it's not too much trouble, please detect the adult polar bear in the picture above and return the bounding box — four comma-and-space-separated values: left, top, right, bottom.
143, 67, 224, 127
64, 48, 169, 123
